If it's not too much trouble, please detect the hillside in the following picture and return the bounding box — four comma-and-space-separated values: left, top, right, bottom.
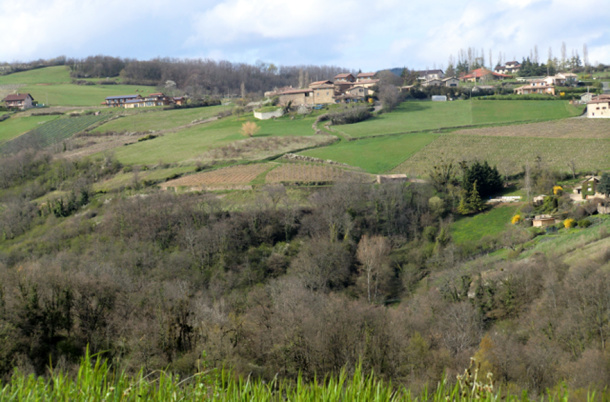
1, 66, 610, 397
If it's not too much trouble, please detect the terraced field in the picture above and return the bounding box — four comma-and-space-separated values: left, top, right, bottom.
266, 163, 371, 184
160, 163, 272, 190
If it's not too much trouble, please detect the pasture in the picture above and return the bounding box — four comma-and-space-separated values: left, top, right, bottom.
93, 105, 230, 133
0, 66, 71, 84
392, 134, 610, 177
451, 205, 518, 245
301, 132, 439, 174
1, 114, 109, 153
0, 114, 60, 144
333, 100, 585, 138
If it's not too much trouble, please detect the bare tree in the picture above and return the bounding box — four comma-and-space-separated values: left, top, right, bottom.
357, 235, 392, 303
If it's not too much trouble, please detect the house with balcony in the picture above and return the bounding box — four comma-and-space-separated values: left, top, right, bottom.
3, 93, 35, 110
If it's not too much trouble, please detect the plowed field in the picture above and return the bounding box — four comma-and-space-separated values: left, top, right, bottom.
266, 163, 371, 183
161, 163, 270, 189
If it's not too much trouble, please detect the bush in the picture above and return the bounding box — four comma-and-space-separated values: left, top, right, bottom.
511, 214, 522, 225
564, 218, 577, 229
329, 107, 372, 125
577, 219, 592, 228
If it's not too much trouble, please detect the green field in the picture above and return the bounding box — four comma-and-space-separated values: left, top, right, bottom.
93, 105, 231, 132
301, 132, 440, 173
20, 84, 158, 107
110, 113, 321, 165
0, 114, 61, 144
334, 100, 584, 138
0, 66, 157, 106
451, 205, 518, 244
0, 66, 71, 84
1, 114, 109, 153
393, 135, 610, 176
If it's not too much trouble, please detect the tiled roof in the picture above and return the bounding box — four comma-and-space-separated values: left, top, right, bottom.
105, 95, 140, 100
4, 93, 32, 101
357, 72, 376, 78
279, 89, 313, 95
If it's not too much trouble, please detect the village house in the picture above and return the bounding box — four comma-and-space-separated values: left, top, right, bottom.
422, 78, 443, 87
3, 93, 35, 110
104, 93, 176, 108
277, 88, 314, 106
494, 61, 521, 75
442, 77, 459, 87
103, 94, 142, 107
310, 83, 336, 104
417, 69, 444, 81
460, 68, 511, 82
586, 95, 610, 118
532, 215, 556, 227
514, 83, 556, 95
144, 93, 172, 107
573, 176, 608, 199
356, 72, 376, 82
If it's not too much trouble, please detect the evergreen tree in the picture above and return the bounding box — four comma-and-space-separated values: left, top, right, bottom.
469, 181, 485, 212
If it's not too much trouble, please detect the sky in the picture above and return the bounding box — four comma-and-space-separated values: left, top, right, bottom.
1, 0, 608, 71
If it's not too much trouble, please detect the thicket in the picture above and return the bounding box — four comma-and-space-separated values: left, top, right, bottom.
65, 56, 351, 98
0, 151, 609, 397
329, 106, 372, 125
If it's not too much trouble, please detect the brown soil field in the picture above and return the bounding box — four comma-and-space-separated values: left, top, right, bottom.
266, 163, 372, 184
160, 163, 271, 190
454, 118, 610, 139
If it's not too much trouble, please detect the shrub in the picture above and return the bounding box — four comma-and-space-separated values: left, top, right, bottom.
511, 214, 522, 225
553, 185, 563, 195
564, 218, 576, 229
329, 107, 372, 125
240, 121, 260, 137
577, 219, 592, 228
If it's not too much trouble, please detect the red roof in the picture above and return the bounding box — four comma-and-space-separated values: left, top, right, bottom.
461, 68, 511, 80
310, 80, 332, 86
279, 88, 313, 95
357, 72, 376, 78
4, 93, 33, 101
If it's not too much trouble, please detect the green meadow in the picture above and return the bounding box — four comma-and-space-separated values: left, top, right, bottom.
333, 100, 584, 138
451, 205, 518, 245
0, 66, 157, 106
301, 132, 439, 173
0, 65, 71, 84
93, 105, 231, 132
0, 114, 60, 144
392, 135, 610, 176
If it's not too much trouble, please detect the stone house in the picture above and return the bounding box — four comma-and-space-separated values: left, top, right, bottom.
586, 95, 610, 118
532, 215, 556, 227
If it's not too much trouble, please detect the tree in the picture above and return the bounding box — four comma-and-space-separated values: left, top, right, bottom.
240, 121, 260, 137
379, 84, 400, 112
598, 173, 610, 197
356, 235, 392, 303
461, 160, 502, 199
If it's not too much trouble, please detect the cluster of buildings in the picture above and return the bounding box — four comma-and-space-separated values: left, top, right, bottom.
268, 72, 379, 107
102, 93, 185, 108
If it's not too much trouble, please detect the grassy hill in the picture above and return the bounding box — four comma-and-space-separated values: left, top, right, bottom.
331, 100, 584, 139
0, 66, 156, 106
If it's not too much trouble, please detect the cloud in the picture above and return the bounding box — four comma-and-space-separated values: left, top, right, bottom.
0, 0, 608, 70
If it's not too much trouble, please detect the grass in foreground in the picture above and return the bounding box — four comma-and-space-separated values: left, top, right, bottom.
1, 351, 578, 401
301, 132, 439, 174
